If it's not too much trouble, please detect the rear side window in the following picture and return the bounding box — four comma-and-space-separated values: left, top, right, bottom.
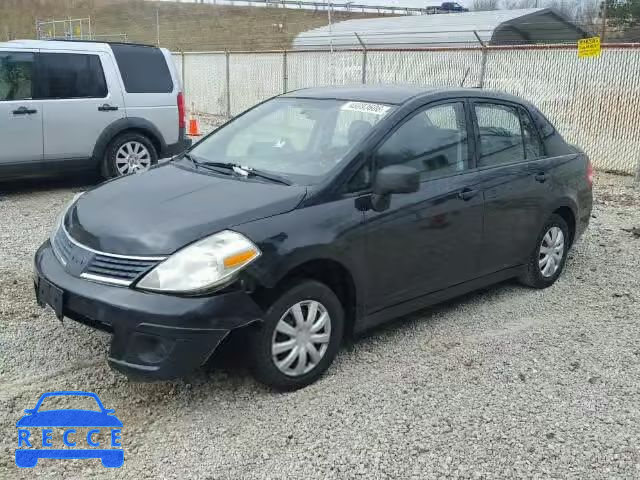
519, 108, 544, 159
36, 53, 107, 99
111, 45, 173, 93
474, 103, 525, 167
0, 51, 34, 101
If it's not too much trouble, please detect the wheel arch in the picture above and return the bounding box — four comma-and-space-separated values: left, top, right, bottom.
250, 257, 360, 338
548, 200, 578, 247
92, 118, 167, 163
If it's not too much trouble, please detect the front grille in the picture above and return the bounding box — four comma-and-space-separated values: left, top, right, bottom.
52, 226, 165, 287
84, 254, 159, 283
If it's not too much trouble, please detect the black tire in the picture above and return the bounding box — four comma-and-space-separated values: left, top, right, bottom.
101, 132, 158, 179
248, 280, 344, 390
518, 213, 570, 289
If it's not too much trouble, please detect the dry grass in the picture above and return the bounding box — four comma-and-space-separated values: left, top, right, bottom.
0, 0, 381, 51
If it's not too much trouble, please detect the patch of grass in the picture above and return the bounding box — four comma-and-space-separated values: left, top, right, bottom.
0, 0, 381, 51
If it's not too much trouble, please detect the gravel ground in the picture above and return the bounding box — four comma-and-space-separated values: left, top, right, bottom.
0, 172, 639, 479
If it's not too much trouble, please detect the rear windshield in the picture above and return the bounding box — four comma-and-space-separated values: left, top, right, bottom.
110, 44, 173, 94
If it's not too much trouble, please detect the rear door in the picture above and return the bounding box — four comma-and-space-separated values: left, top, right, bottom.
471, 100, 553, 275
110, 44, 178, 147
0, 48, 43, 164
362, 100, 485, 312
38, 50, 125, 162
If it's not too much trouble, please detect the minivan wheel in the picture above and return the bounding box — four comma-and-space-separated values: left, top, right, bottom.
102, 132, 158, 179
518, 213, 570, 289
248, 280, 344, 390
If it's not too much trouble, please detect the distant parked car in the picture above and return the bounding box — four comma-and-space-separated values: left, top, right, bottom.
34, 86, 593, 390
0, 40, 191, 181
439, 2, 469, 12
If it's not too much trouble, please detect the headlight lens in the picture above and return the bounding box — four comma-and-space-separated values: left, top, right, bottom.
136, 230, 261, 293
50, 192, 84, 243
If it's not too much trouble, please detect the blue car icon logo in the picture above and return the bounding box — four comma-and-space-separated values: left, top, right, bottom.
16, 391, 123, 468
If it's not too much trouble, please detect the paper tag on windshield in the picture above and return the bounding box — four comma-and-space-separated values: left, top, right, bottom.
341, 101, 390, 116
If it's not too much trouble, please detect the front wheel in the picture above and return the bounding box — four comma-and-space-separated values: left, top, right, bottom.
248, 280, 344, 390
519, 213, 570, 289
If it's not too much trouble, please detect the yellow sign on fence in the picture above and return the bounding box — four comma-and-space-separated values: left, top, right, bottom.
578, 37, 601, 58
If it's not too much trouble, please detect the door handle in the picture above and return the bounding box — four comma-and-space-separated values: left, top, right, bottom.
534, 172, 547, 183
457, 188, 477, 201
98, 104, 119, 112
12, 106, 37, 115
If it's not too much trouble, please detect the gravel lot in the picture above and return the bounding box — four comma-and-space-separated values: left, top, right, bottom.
1, 172, 639, 479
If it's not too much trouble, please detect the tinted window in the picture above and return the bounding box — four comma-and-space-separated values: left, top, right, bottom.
475, 103, 524, 167
374, 102, 470, 180
36, 53, 107, 99
0, 52, 34, 101
520, 108, 544, 159
111, 44, 173, 93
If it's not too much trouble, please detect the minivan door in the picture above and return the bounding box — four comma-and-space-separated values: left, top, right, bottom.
0, 49, 43, 165
38, 50, 125, 163
471, 100, 553, 275
362, 101, 484, 313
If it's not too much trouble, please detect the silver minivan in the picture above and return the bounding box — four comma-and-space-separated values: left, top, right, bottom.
0, 40, 191, 180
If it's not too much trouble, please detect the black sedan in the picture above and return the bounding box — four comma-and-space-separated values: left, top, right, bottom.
34, 86, 593, 390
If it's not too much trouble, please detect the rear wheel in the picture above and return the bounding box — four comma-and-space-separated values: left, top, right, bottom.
102, 132, 158, 179
248, 280, 344, 390
519, 214, 570, 289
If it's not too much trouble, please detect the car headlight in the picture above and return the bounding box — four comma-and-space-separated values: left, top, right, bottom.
136, 230, 261, 294
50, 192, 85, 242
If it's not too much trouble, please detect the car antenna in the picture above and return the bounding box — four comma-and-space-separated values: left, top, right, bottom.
460, 67, 471, 88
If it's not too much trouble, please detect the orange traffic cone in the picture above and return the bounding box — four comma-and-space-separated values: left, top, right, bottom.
188, 113, 202, 137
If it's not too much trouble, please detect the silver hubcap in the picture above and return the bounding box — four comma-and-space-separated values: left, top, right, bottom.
539, 226, 565, 277
271, 300, 332, 377
115, 141, 151, 175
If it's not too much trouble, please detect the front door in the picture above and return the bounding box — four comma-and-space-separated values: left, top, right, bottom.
362, 101, 484, 313
0, 49, 43, 165
38, 50, 125, 161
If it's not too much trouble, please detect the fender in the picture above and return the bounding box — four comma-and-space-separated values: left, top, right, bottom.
91, 118, 167, 162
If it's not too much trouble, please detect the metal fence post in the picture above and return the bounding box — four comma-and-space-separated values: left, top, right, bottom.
181, 51, 186, 98
473, 31, 488, 89
282, 50, 288, 93
225, 51, 231, 118
354, 32, 367, 84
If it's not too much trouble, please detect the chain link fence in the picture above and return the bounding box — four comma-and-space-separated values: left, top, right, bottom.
174, 44, 640, 176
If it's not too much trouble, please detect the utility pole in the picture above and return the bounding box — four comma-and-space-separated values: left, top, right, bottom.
156, 8, 160, 47
600, 1, 608, 43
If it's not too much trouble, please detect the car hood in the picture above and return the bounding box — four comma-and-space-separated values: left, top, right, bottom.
16, 410, 123, 428
65, 163, 307, 255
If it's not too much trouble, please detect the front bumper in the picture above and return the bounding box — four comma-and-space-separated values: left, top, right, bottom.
34, 242, 263, 380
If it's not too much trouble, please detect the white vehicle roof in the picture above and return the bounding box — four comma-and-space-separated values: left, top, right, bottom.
0, 39, 159, 53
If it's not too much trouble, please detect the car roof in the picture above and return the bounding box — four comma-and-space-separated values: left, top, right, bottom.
281, 85, 529, 107
0, 39, 157, 53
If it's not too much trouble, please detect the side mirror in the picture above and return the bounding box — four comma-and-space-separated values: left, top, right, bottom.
373, 165, 420, 195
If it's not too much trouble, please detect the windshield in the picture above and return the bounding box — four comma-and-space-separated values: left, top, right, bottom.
188, 97, 393, 185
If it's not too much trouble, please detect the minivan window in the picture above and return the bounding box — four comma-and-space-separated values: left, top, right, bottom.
373, 102, 470, 180
189, 98, 393, 185
36, 53, 107, 99
0, 52, 34, 101
475, 103, 525, 167
111, 44, 173, 93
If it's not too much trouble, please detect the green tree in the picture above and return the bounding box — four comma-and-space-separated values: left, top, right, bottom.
606, 0, 640, 27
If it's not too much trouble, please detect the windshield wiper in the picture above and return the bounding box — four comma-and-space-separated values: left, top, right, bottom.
193, 161, 292, 186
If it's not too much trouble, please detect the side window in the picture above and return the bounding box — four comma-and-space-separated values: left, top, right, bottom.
0, 51, 34, 101
36, 53, 107, 99
520, 108, 544, 159
110, 44, 173, 94
475, 103, 524, 167
373, 102, 469, 180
